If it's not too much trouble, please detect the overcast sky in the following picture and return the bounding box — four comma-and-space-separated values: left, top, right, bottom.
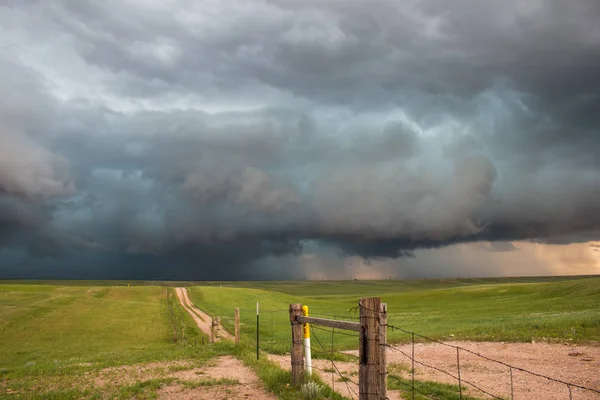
1, 0, 599, 280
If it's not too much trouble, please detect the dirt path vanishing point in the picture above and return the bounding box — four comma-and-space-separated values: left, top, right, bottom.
174, 287, 234, 341
171, 290, 274, 398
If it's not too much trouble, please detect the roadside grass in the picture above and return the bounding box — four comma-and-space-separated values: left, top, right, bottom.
180, 377, 239, 388
387, 374, 486, 400
116, 377, 176, 399
234, 345, 349, 400
165, 287, 206, 346
187, 277, 600, 353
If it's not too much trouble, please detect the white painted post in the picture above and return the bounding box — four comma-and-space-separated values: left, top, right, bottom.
302, 305, 312, 375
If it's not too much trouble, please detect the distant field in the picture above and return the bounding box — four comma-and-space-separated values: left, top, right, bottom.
187, 276, 600, 353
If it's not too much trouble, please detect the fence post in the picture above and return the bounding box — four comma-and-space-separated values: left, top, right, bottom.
235, 308, 240, 346
359, 297, 382, 400
215, 316, 221, 341
290, 303, 304, 386
379, 303, 387, 399
302, 305, 312, 375
211, 317, 216, 343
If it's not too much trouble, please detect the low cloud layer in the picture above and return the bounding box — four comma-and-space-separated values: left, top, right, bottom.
1, 0, 599, 279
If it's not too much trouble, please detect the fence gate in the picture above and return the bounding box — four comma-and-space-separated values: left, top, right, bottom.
289, 297, 387, 400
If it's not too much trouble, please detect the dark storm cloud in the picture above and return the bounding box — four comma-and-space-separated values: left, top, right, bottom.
0, 0, 599, 278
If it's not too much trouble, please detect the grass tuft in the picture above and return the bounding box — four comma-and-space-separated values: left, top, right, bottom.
180, 377, 240, 388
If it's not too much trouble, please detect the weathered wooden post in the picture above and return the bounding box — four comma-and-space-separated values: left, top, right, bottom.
215, 316, 221, 341
379, 303, 387, 398
359, 297, 382, 400
235, 308, 240, 346
289, 303, 305, 386
210, 318, 216, 343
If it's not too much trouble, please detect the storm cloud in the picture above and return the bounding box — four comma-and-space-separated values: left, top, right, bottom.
1, 0, 599, 279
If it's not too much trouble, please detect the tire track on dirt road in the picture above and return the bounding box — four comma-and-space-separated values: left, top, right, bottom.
174, 287, 233, 341
171, 289, 277, 399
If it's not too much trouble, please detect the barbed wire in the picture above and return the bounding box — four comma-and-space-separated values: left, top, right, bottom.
385, 323, 600, 396
311, 326, 360, 400
311, 324, 361, 339
225, 302, 600, 400
385, 344, 504, 399
268, 352, 345, 376
310, 311, 358, 321
386, 374, 438, 400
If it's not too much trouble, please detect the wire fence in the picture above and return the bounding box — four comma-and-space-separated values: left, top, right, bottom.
187, 300, 600, 400
164, 287, 208, 347
384, 322, 600, 400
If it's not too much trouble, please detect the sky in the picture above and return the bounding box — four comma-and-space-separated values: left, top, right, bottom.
1, 0, 599, 280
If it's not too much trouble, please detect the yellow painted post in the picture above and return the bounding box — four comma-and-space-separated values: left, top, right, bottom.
302, 305, 312, 375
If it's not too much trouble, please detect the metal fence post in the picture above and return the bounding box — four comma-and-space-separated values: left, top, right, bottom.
379, 303, 387, 399
235, 308, 240, 346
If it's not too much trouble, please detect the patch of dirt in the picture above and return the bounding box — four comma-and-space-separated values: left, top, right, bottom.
175, 287, 234, 341
158, 356, 276, 399
270, 342, 600, 400
91, 360, 196, 387
87, 356, 275, 399
358, 341, 600, 400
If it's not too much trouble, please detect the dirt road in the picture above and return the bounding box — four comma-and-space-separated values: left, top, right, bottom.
174, 287, 234, 341
382, 341, 600, 400
158, 356, 276, 399
348, 341, 598, 400
170, 289, 277, 398
89, 356, 276, 399
271, 340, 600, 399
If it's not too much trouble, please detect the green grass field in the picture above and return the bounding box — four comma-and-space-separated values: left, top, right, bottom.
0, 276, 598, 399
0, 285, 174, 368
187, 276, 600, 353
0, 284, 224, 399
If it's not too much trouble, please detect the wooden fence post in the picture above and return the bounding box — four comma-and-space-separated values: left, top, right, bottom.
359, 297, 382, 400
215, 316, 221, 341
379, 303, 387, 399
211, 318, 216, 343
235, 308, 240, 346
290, 303, 304, 386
